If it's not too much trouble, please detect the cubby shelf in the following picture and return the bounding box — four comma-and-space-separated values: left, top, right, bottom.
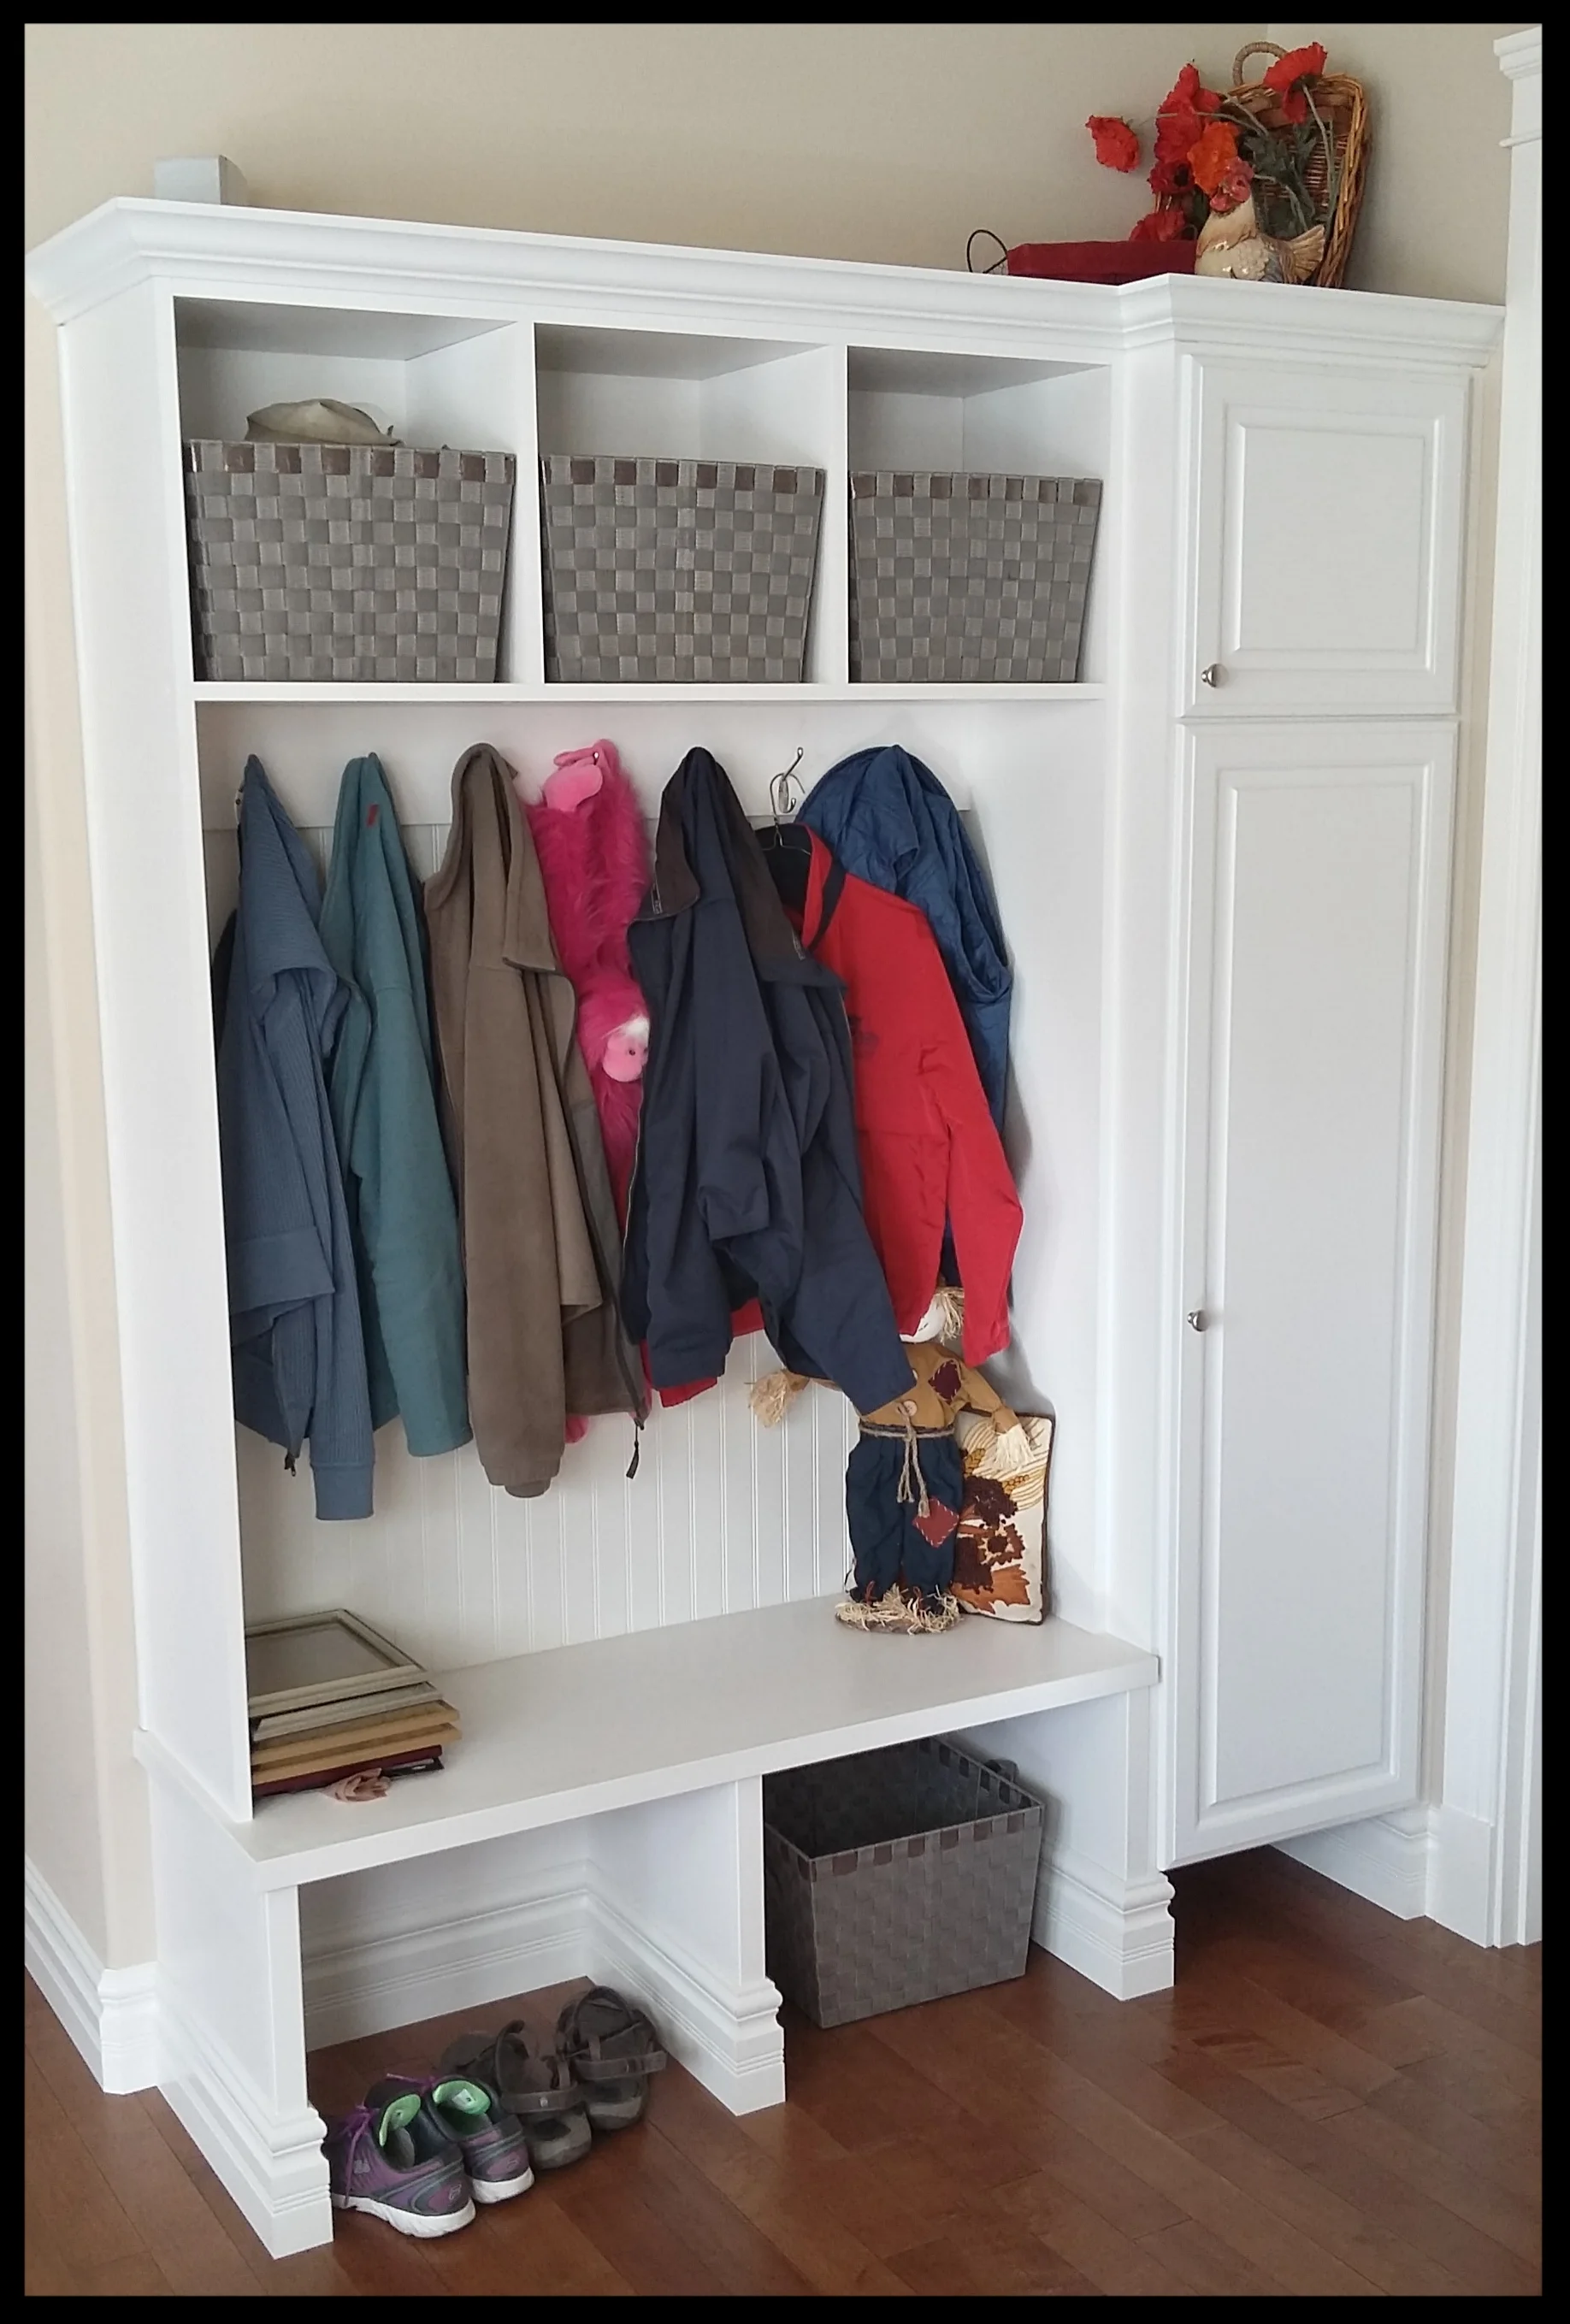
191, 679, 1107, 705
137, 1596, 1158, 1892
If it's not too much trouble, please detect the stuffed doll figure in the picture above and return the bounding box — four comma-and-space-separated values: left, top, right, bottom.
750, 1289, 1018, 1632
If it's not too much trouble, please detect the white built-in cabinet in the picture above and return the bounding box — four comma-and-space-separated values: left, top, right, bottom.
1153, 349, 1473, 1865
1168, 719, 1455, 1863
1181, 357, 1468, 717
26, 198, 1498, 2256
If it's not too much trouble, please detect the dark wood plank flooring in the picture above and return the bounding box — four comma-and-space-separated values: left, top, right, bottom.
25, 1848, 1541, 2297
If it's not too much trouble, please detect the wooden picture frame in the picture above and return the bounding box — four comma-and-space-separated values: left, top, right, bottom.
243, 1608, 426, 1718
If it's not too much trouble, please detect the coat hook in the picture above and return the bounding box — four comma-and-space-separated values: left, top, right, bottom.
770, 746, 806, 824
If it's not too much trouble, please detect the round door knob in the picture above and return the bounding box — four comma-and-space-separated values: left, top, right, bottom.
1200, 663, 1224, 688
1186, 1309, 1207, 1331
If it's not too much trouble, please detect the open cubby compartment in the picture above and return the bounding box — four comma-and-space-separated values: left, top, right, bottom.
195, 683, 1112, 1681
534, 325, 848, 684
174, 298, 538, 683
847, 349, 1113, 687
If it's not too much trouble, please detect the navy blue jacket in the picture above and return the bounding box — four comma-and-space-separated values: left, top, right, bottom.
797, 745, 1012, 1130
214, 758, 375, 1518
623, 749, 914, 1417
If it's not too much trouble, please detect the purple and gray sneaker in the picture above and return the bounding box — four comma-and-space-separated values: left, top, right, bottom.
370, 2073, 534, 2207
322, 2087, 475, 2238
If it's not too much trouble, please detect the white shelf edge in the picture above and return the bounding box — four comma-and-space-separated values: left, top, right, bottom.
133, 1598, 1159, 1892
191, 680, 1107, 706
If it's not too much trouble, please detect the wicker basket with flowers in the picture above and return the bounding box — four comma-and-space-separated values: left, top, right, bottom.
1086, 40, 1368, 286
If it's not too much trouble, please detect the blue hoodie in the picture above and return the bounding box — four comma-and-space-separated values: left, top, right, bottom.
214, 758, 374, 1519
797, 744, 1012, 1130
319, 757, 470, 1458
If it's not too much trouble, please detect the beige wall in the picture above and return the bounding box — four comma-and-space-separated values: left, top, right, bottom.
26, 22, 1524, 289
26, 290, 154, 1969
22, 22, 1525, 1973
26, 675, 111, 1960
1268, 22, 1526, 302
26, 21, 1263, 263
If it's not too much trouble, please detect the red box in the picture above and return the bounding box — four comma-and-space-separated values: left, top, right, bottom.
1005, 240, 1197, 285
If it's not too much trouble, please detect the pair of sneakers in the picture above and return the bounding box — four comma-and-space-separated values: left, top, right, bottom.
323, 1988, 667, 2238
322, 2072, 532, 2239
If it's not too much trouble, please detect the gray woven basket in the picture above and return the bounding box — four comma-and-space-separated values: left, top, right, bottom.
763, 1737, 1044, 2028
848, 469, 1101, 684
540, 454, 824, 682
184, 439, 516, 682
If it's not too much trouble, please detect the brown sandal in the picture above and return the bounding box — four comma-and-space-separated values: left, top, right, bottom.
553, 1987, 667, 2131
439, 2021, 592, 2171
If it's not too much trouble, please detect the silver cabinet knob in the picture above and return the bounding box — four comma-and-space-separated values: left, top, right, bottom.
1186, 1309, 1207, 1331
1200, 663, 1223, 688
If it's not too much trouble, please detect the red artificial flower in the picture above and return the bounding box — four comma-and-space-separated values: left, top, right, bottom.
1166, 61, 1222, 115
1206, 159, 1255, 214
1130, 208, 1191, 244
1087, 114, 1141, 172
1188, 119, 1242, 197
1148, 156, 1194, 198
1154, 107, 1202, 165
1153, 61, 1220, 164
1263, 39, 1327, 124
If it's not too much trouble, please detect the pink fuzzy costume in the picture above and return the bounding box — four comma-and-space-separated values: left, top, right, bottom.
520, 741, 652, 1224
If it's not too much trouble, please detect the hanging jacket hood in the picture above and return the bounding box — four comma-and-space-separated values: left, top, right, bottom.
623, 747, 914, 1417
796, 744, 1013, 1130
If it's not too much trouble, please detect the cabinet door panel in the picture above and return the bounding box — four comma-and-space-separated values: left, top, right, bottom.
1166, 722, 1454, 1864
1183, 361, 1467, 716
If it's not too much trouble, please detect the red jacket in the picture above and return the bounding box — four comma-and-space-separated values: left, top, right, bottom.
795, 834, 1022, 1364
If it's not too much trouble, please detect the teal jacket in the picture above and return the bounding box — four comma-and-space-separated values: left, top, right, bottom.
320, 757, 470, 1456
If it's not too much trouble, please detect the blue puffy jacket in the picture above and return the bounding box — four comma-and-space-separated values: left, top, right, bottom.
797, 744, 1012, 1130
622, 749, 913, 1418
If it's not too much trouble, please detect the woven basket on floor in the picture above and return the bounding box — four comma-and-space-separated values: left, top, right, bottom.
763, 1738, 1044, 2027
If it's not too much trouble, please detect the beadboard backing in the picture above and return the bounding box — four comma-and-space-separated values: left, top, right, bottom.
209, 814, 857, 1671
200, 681, 1112, 1663
236, 1342, 860, 1673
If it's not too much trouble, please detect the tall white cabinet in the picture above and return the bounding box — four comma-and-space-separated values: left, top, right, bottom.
1170, 718, 1454, 1862
26, 198, 1498, 2256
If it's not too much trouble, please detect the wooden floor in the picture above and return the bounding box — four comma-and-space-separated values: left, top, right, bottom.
26, 1847, 1540, 2297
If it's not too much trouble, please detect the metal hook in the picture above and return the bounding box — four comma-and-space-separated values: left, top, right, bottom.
770, 747, 806, 825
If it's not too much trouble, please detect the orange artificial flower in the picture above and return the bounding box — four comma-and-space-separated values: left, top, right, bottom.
1187, 120, 1242, 198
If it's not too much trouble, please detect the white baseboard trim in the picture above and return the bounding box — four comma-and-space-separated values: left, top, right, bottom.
1425, 1803, 1498, 1947
1032, 1842, 1175, 2000
303, 1868, 591, 2051
1277, 1806, 1436, 1922
587, 1885, 786, 2116
160, 1987, 331, 2261
304, 1865, 787, 2118
24, 1857, 159, 2095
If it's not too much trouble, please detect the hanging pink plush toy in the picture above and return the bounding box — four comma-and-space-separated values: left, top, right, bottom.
521, 740, 652, 1224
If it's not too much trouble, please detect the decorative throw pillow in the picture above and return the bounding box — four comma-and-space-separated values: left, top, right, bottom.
950, 1410, 1054, 1623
